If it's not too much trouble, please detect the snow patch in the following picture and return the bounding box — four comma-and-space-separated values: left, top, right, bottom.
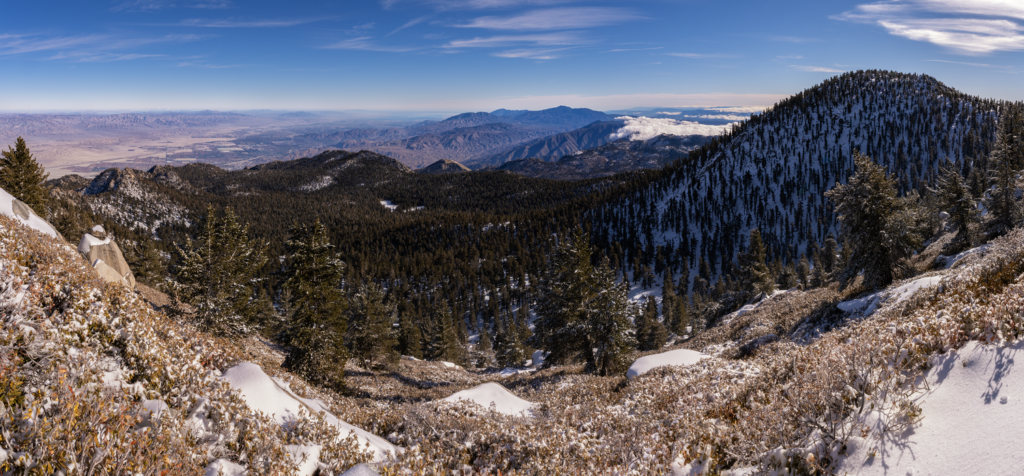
610, 116, 735, 142
837, 276, 944, 317
935, 244, 992, 269
204, 459, 247, 476
220, 362, 399, 462
379, 200, 398, 211
834, 340, 1024, 475
442, 382, 536, 417
285, 444, 322, 476
0, 187, 59, 238
627, 349, 710, 379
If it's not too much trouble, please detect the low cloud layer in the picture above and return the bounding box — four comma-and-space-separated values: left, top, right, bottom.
610, 116, 736, 141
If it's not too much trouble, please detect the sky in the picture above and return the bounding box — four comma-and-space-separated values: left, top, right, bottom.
1, 0, 1022, 112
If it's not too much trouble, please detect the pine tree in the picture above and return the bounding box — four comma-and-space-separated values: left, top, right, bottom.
533, 228, 636, 375
279, 219, 348, 391
636, 296, 667, 351
0, 137, 49, 217
171, 206, 266, 335
931, 160, 979, 254
399, 312, 424, 359
820, 234, 838, 277
737, 229, 774, 296
796, 254, 810, 288
349, 282, 400, 371
661, 270, 677, 331
494, 325, 527, 368
426, 305, 466, 365
825, 152, 926, 290
984, 104, 1024, 238
478, 328, 493, 353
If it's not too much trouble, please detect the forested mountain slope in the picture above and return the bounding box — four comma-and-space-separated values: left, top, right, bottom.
590, 70, 1006, 295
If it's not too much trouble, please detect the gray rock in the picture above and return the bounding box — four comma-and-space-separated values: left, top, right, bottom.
340, 463, 381, 476
78, 225, 136, 289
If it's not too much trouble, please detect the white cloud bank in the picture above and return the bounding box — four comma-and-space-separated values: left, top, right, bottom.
610, 116, 737, 141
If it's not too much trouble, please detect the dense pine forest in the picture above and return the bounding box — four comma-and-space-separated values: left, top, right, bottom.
45, 70, 1020, 366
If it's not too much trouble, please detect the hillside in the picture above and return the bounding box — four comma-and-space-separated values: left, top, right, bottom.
496, 133, 710, 180
474, 120, 625, 167
589, 70, 1005, 302
8, 184, 1024, 473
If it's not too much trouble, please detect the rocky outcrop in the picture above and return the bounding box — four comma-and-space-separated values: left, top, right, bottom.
78, 225, 136, 289
0, 187, 61, 239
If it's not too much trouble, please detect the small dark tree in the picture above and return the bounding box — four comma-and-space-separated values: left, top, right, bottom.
493, 325, 527, 368
796, 254, 810, 288
398, 312, 424, 359
636, 296, 667, 351
279, 219, 348, 391
533, 228, 637, 375
171, 206, 266, 335
825, 152, 926, 290
984, 104, 1024, 238
737, 229, 774, 296
349, 282, 400, 371
0, 137, 49, 217
931, 160, 980, 254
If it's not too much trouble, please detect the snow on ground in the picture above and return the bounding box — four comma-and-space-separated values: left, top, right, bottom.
379, 200, 398, 211
835, 340, 1024, 475
0, 187, 59, 238
204, 459, 246, 476
285, 444, 322, 476
837, 276, 944, 317
935, 244, 992, 269
442, 382, 536, 417
220, 362, 399, 462
627, 349, 710, 379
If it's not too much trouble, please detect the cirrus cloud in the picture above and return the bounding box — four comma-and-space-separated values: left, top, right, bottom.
456, 7, 643, 30
834, 0, 1024, 55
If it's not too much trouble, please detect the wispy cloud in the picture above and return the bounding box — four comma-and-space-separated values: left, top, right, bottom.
493, 47, 570, 59
790, 65, 845, 73
49, 52, 165, 62
456, 7, 642, 30
443, 32, 581, 48
925, 59, 1016, 69
776, 55, 804, 59
112, 0, 232, 11
770, 36, 819, 43
834, 0, 1024, 55
388, 16, 431, 36
606, 47, 662, 53
0, 34, 107, 55
178, 17, 320, 27
384, 0, 575, 10
323, 37, 418, 52
668, 52, 732, 59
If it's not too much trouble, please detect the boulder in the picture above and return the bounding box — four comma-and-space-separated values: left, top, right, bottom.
78, 225, 136, 289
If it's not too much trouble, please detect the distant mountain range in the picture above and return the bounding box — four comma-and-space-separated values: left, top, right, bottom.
299, 106, 616, 168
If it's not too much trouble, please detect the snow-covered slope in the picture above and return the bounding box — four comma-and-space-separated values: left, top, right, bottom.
627, 349, 710, 379
590, 71, 1004, 293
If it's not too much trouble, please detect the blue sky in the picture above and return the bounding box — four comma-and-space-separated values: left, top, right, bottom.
1, 0, 1022, 112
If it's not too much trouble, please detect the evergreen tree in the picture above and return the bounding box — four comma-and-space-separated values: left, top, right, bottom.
737, 229, 774, 296
931, 160, 980, 254
825, 152, 925, 290
661, 270, 677, 330
820, 234, 839, 277
398, 312, 424, 359
279, 219, 348, 391
426, 305, 467, 365
478, 328, 493, 353
533, 228, 637, 375
984, 104, 1024, 238
0, 137, 49, 217
171, 206, 266, 335
494, 325, 527, 368
796, 254, 810, 288
636, 296, 667, 351
349, 282, 400, 371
